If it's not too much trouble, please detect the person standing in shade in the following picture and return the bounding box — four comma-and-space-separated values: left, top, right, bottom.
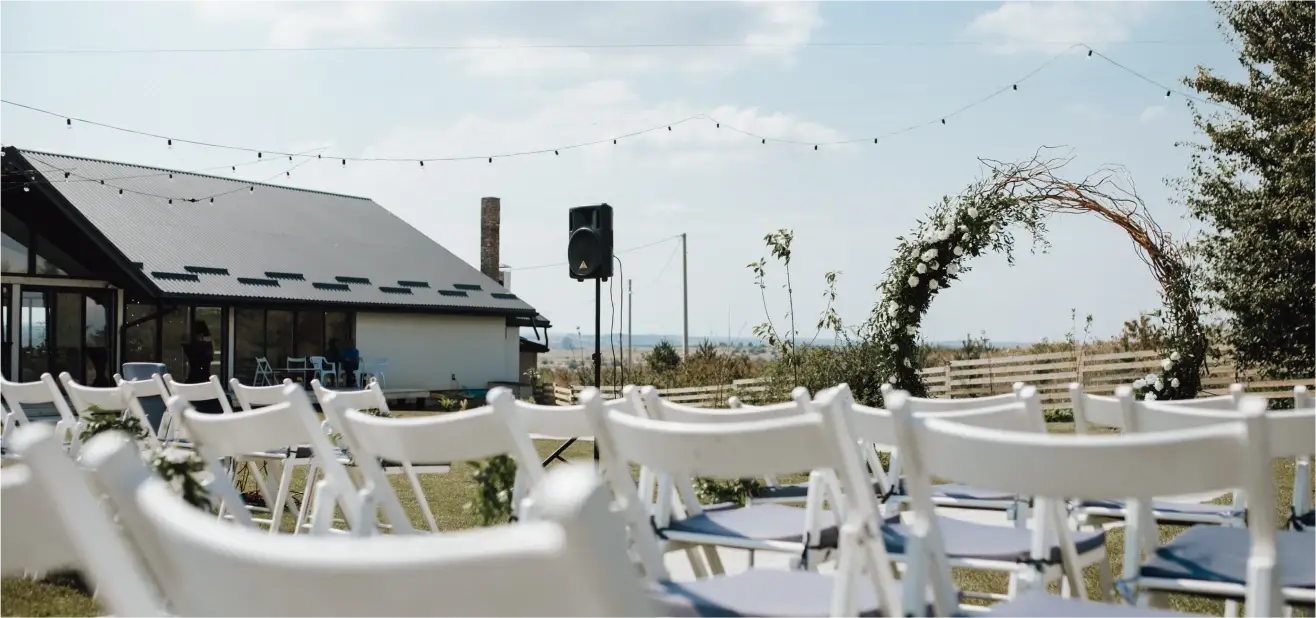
184, 321, 222, 414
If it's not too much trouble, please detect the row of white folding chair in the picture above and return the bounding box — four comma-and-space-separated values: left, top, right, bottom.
299, 379, 399, 533
9, 421, 657, 617
0, 373, 80, 456
879, 387, 1287, 618
218, 377, 322, 528
59, 372, 162, 450
167, 383, 367, 535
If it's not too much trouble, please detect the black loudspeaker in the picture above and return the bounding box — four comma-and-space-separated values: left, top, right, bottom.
568, 204, 614, 281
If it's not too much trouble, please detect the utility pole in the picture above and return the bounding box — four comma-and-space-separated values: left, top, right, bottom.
627, 279, 633, 370
681, 232, 689, 358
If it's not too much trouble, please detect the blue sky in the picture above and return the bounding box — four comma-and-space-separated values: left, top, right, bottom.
1, 2, 1242, 345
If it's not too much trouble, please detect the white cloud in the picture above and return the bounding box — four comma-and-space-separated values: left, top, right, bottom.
1138, 105, 1166, 124
966, 2, 1153, 55
196, 2, 824, 77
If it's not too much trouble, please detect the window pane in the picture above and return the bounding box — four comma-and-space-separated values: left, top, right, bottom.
33, 235, 91, 277
52, 292, 82, 381
161, 309, 188, 379
85, 293, 111, 387
295, 311, 324, 358
123, 303, 157, 364
234, 308, 264, 385
191, 307, 223, 383
325, 312, 352, 348
266, 310, 294, 377
2, 285, 10, 379
2, 210, 30, 274
19, 291, 49, 381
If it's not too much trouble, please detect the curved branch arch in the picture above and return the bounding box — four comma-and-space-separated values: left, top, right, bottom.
869, 148, 1206, 402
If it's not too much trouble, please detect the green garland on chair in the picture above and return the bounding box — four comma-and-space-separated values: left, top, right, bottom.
78, 405, 213, 512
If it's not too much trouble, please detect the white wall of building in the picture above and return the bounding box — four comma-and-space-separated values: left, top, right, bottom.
355, 312, 519, 391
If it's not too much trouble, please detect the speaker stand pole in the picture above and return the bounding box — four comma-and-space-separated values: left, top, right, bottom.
592, 277, 602, 463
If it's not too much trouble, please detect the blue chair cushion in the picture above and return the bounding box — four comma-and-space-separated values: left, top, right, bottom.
1076, 498, 1243, 520
1139, 526, 1316, 589
757, 480, 1017, 504
652, 569, 937, 617
662, 504, 901, 548
883, 516, 1106, 562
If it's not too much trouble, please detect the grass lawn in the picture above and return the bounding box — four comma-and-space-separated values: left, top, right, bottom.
3, 425, 1310, 617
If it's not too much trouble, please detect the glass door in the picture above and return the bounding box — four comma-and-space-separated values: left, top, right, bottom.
16, 287, 114, 384
2, 284, 10, 380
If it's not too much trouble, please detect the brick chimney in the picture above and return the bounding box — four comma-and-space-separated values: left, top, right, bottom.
480, 197, 502, 285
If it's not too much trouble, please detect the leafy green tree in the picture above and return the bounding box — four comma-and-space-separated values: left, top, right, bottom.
646, 339, 681, 373
1177, 1, 1314, 378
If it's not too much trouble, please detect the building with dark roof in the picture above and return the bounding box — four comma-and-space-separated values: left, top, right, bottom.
1, 146, 550, 395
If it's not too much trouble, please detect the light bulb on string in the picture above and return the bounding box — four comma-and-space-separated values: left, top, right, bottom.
814, 145, 818, 151
613, 139, 617, 145
231, 166, 236, 172
167, 139, 173, 149
341, 159, 346, 166
118, 189, 123, 195
258, 152, 262, 159
554, 150, 559, 156
286, 171, 290, 177
941, 119, 946, 125
288, 156, 292, 161
716, 123, 720, 128
1012, 84, 1018, 91
1165, 90, 1171, 98
419, 161, 424, 168
761, 138, 766, 144
248, 186, 254, 194
66, 118, 72, 129
873, 138, 878, 144
63, 172, 70, 179
210, 198, 214, 204
168, 199, 173, 205
488, 157, 492, 164
168, 173, 173, 180
668, 126, 672, 131
1087, 49, 1093, 57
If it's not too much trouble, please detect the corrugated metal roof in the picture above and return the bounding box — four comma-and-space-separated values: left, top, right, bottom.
16, 149, 538, 317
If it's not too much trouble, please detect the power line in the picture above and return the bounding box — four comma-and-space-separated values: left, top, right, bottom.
0, 40, 1223, 55
0, 42, 1230, 167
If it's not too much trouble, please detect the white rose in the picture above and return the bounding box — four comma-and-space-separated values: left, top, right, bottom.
1153, 380, 1163, 392
1144, 373, 1157, 384
936, 229, 951, 241
907, 306, 915, 313
908, 275, 919, 287
953, 246, 964, 256
1161, 359, 1173, 370
958, 224, 968, 232
1170, 352, 1181, 362
916, 263, 927, 274
903, 358, 912, 367
888, 376, 898, 384
887, 303, 899, 317
1133, 378, 1146, 389
889, 344, 898, 351
162, 447, 192, 464
922, 248, 938, 262
967, 207, 979, 218
906, 326, 917, 335
1144, 392, 1157, 401
1170, 377, 1180, 388
929, 279, 940, 290
462, 502, 473, 511
929, 261, 939, 270
947, 264, 960, 275
910, 247, 920, 258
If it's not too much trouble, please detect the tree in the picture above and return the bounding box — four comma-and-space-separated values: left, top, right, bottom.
646, 339, 681, 373
1177, 1, 1315, 378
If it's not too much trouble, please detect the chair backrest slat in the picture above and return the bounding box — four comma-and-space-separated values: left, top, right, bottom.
1138, 403, 1316, 459
229, 378, 294, 411
134, 458, 656, 616
645, 388, 809, 424
60, 373, 161, 449
165, 375, 235, 414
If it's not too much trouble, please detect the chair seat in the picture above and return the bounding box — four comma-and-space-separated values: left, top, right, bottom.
662, 504, 901, 548
652, 569, 929, 617
883, 516, 1106, 563
755, 481, 1016, 504
1140, 526, 1316, 589
986, 592, 1200, 617
1076, 498, 1243, 519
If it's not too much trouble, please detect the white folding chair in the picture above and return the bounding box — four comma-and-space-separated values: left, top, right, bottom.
134, 453, 656, 616
114, 372, 177, 444
1292, 386, 1314, 531
587, 386, 908, 617
60, 372, 161, 450
332, 386, 544, 533
227, 377, 316, 522
1069, 384, 1250, 529
252, 356, 277, 386
161, 374, 236, 445
2, 424, 165, 617
1122, 397, 1316, 612
887, 390, 1282, 617
0, 373, 79, 456
173, 385, 365, 535
306, 378, 401, 535
636, 386, 858, 577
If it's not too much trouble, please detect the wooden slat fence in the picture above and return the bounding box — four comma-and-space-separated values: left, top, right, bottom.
551, 349, 1312, 409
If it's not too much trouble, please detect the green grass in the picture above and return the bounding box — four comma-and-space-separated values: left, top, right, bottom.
3, 425, 1310, 617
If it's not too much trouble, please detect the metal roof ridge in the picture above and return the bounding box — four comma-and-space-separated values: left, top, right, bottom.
13, 147, 375, 202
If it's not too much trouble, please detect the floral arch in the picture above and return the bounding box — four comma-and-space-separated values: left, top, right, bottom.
869, 150, 1207, 402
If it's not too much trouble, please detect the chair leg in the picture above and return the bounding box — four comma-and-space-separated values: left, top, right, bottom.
268, 460, 295, 534
1097, 555, 1113, 602
403, 464, 439, 532
293, 461, 319, 534
1224, 599, 1240, 617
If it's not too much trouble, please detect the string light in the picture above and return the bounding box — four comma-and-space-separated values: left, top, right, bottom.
66, 118, 71, 129
167, 139, 172, 149
0, 45, 1222, 171
22, 183, 29, 192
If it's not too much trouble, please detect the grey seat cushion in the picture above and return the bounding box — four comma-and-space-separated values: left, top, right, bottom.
662, 504, 900, 548
1077, 498, 1243, 519
1140, 526, 1316, 589
987, 592, 1200, 617
652, 569, 931, 617
883, 516, 1106, 562
757, 480, 1016, 504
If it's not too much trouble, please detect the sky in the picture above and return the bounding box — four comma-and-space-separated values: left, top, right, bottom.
0, 1, 1245, 346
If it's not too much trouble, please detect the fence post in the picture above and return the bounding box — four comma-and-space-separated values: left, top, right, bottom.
1075, 347, 1086, 388
944, 362, 956, 398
